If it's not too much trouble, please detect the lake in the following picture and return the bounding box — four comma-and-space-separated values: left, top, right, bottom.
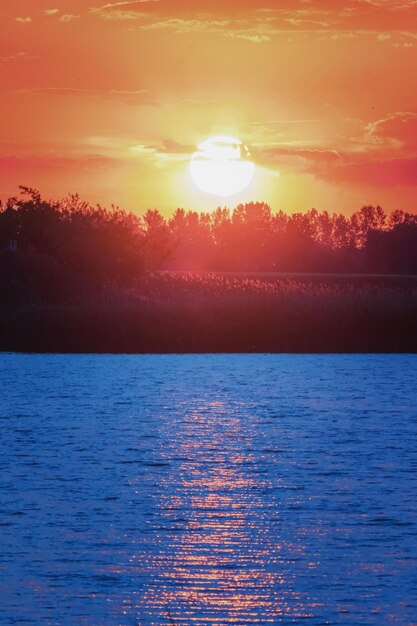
0, 354, 416, 625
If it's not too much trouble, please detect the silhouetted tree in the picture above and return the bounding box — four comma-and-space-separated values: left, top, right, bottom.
0, 188, 148, 303
1, 190, 417, 308
143, 209, 175, 270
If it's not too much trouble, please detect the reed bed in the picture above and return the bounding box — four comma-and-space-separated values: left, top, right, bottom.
1, 272, 417, 353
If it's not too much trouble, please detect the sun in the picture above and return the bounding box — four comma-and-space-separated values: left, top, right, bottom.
189, 136, 255, 197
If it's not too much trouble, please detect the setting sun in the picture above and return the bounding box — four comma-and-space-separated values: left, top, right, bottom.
189, 136, 255, 197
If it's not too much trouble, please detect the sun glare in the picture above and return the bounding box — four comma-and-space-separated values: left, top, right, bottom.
189, 136, 255, 197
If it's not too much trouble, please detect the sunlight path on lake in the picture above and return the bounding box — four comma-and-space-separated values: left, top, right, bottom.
135, 398, 316, 623
0, 355, 416, 625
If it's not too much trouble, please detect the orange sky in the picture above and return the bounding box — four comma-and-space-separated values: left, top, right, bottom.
1, 0, 417, 215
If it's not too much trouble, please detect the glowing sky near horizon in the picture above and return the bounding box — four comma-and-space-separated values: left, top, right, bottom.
1, 0, 417, 214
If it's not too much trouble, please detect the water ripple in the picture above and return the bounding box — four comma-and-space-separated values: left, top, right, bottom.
0, 354, 416, 625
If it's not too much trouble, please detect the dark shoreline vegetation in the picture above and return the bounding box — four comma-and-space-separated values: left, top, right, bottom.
1, 187, 417, 353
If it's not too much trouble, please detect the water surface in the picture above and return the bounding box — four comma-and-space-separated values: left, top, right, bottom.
0, 354, 416, 625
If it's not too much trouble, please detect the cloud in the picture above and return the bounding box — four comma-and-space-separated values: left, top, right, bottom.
59, 14, 80, 23
148, 139, 193, 154
91, 0, 158, 20
250, 110, 417, 189
259, 143, 417, 189
285, 18, 331, 27
247, 2, 417, 37
130, 139, 193, 164
255, 145, 342, 173
139, 17, 277, 43
321, 156, 417, 188
94, 0, 157, 5
86, 0, 417, 42
93, 9, 146, 20
225, 32, 271, 43
45, 9, 59, 16
0, 52, 37, 64
136, 10, 417, 44
15, 17, 32, 23
365, 112, 417, 151
140, 18, 231, 33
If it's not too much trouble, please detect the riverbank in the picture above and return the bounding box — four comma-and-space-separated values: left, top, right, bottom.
2, 272, 417, 353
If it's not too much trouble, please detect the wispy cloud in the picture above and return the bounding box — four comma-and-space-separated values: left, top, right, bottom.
85, 0, 417, 43
251, 108, 417, 188
15, 17, 32, 23
129, 139, 194, 166
59, 14, 80, 23
139, 17, 276, 43
140, 18, 231, 33
0, 51, 38, 64
285, 18, 331, 27
91, 0, 158, 20
365, 112, 417, 150
320, 156, 417, 188
226, 33, 271, 43
94, 0, 157, 6
79, 135, 192, 163
94, 9, 147, 20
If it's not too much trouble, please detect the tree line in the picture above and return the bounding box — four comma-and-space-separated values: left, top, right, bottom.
1, 187, 417, 304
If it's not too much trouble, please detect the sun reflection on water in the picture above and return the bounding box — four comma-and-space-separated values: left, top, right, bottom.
130, 400, 317, 624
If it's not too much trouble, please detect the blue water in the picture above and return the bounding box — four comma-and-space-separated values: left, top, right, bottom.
0, 354, 416, 625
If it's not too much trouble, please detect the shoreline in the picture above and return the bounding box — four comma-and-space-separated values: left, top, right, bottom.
2, 272, 416, 353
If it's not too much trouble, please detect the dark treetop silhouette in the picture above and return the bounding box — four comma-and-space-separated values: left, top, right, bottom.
1, 187, 416, 353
